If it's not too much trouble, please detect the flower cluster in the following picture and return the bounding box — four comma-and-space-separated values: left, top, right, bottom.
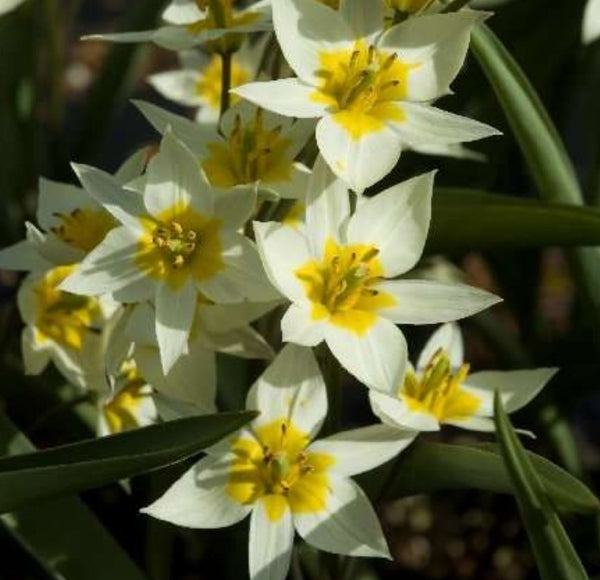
0, 1, 559, 579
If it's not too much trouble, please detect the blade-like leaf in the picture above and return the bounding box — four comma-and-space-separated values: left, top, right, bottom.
0, 411, 255, 513
494, 391, 590, 580
0, 413, 148, 580
374, 441, 599, 515
428, 189, 600, 251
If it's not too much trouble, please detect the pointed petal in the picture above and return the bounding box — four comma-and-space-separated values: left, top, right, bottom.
37, 178, 95, 231
155, 279, 196, 373
199, 301, 278, 333
213, 187, 256, 230
347, 172, 434, 276
324, 317, 407, 392
584, 0, 600, 43
148, 70, 202, 107
281, 303, 326, 347
340, 0, 384, 41
141, 455, 251, 528
378, 280, 502, 324
232, 78, 327, 119
369, 389, 440, 432
71, 163, 145, 231
205, 326, 274, 360
246, 344, 327, 438
162, 0, 204, 24
273, 0, 353, 84
391, 103, 500, 149
305, 156, 351, 260
294, 476, 390, 559
0, 239, 50, 272
253, 221, 312, 301
316, 114, 402, 194
416, 322, 464, 370
249, 499, 294, 580
464, 368, 558, 415
21, 326, 51, 375
309, 424, 416, 477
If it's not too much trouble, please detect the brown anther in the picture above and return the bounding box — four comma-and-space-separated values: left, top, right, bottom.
71, 208, 82, 217
383, 53, 398, 69
366, 289, 379, 296
362, 247, 380, 262
184, 242, 196, 253
350, 49, 360, 65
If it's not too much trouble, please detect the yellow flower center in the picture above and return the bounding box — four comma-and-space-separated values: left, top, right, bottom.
294, 238, 396, 335
202, 108, 293, 187
226, 420, 334, 522
135, 206, 224, 290
313, 41, 415, 139
50, 208, 116, 253
195, 54, 251, 110
103, 360, 151, 434
33, 265, 101, 351
402, 348, 480, 422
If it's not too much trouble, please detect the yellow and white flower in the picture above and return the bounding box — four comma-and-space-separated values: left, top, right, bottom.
60, 131, 276, 373
142, 344, 415, 580
370, 322, 558, 432
17, 265, 116, 391
254, 158, 501, 392
86, 0, 272, 52
135, 99, 314, 199
233, 0, 499, 193
584, 0, 600, 44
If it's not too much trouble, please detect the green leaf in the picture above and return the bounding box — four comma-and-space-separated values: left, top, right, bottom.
376, 441, 599, 515
428, 189, 600, 251
494, 391, 590, 580
0, 411, 255, 514
0, 413, 148, 580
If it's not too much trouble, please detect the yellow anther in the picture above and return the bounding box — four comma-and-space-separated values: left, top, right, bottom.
172, 254, 185, 269
171, 221, 184, 235
187, 230, 197, 241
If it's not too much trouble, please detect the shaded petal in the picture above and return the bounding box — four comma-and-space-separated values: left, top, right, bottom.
281, 303, 326, 347
203, 326, 274, 360
213, 188, 256, 231
584, 0, 600, 44
0, 239, 50, 272
246, 344, 327, 438
21, 326, 51, 376
324, 317, 407, 392
378, 280, 501, 324
340, 0, 384, 41
369, 389, 440, 432
148, 70, 202, 107
416, 322, 464, 370
294, 476, 390, 558
347, 172, 434, 277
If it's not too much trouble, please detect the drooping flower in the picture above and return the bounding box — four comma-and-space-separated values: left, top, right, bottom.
233, 0, 499, 193
134, 99, 313, 200
85, 0, 272, 52
60, 131, 276, 373
254, 157, 501, 392
370, 322, 558, 432
142, 344, 415, 580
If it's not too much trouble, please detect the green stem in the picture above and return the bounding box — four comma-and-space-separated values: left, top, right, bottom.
42, 0, 64, 131
321, 347, 343, 436
220, 50, 232, 119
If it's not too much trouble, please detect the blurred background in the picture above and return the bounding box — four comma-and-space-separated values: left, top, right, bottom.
1, 0, 600, 578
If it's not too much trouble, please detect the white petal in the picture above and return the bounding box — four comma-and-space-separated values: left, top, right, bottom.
0, 239, 50, 272
71, 163, 145, 232
141, 455, 251, 528
162, 0, 204, 24
199, 233, 278, 303
464, 368, 558, 415
369, 389, 440, 432
204, 326, 274, 360
391, 103, 500, 149
324, 317, 407, 392
347, 172, 434, 276
416, 322, 464, 370
213, 188, 256, 230
253, 221, 311, 301
37, 178, 96, 232
21, 326, 50, 375
155, 279, 196, 373
199, 301, 278, 334
133, 100, 213, 155
148, 70, 203, 107
145, 130, 212, 218
309, 424, 416, 476
115, 146, 152, 184
59, 227, 150, 296
273, 0, 353, 84
246, 344, 327, 438
583, 0, 600, 44
444, 415, 496, 432
340, 0, 384, 41
379, 11, 488, 101
316, 114, 402, 194
294, 476, 390, 559
269, 162, 312, 200
249, 499, 294, 580
305, 155, 351, 260
281, 303, 326, 347
232, 78, 327, 119
378, 280, 502, 324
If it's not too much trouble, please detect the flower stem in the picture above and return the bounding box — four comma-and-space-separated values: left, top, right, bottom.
220, 50, 232, 118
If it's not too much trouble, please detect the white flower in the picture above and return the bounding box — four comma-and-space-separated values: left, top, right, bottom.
254, 157, 501, 392
370, 322, 558, 432
85, 0, 272, 52
142, 344, 415, 580
148, 43, 260, 124
135, 99, 313, 199
17, 265, 116, 391
60, 131, 276, 373
233, 0, 500, 193
584, 0, 600, 44
0, 0, 27, 16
